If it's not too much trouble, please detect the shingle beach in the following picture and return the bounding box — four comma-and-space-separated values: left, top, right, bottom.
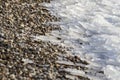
0, 0, 90, 80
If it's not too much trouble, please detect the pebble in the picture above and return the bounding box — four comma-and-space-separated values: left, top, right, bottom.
0, 0, 90, 80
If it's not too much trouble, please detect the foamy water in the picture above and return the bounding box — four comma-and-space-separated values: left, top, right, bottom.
36, 0, 120, 80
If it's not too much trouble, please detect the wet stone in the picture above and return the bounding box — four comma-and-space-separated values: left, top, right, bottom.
0, 0, 90, 80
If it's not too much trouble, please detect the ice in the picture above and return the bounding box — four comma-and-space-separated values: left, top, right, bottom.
41, 0, 120, 80
104, 65, 120, 80
63, 68, 86, 77
22, 58, 33, 65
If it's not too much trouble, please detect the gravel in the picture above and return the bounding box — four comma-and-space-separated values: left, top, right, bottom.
0, 0, 90, 80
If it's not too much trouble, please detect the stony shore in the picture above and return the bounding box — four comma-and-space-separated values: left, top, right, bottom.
0, 0, 89, 80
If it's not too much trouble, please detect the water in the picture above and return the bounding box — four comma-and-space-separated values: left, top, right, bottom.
38, 0, 120, 80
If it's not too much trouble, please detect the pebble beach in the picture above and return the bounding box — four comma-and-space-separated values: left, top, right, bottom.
0, 0, 90, 80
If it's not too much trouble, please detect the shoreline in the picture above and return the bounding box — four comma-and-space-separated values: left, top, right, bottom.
0, 0, 89, 80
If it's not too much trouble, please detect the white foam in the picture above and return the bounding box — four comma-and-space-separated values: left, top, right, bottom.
40, 0, 120, 80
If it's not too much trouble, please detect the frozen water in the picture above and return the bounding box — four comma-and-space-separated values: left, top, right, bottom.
39, 0, 120, 80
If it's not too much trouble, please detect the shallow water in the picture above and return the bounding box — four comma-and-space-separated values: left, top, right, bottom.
36, 0, 120, 80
